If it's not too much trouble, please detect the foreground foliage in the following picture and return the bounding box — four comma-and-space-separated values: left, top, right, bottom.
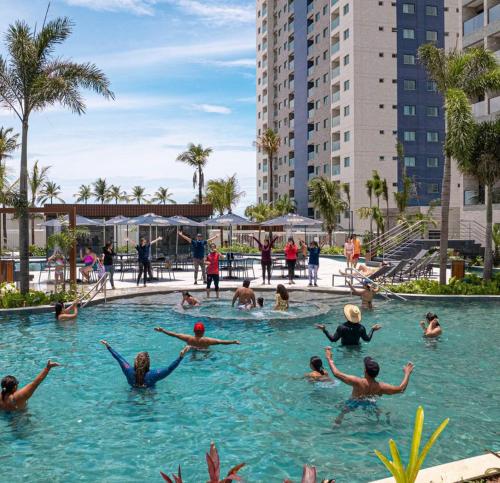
0, 282, 78, 308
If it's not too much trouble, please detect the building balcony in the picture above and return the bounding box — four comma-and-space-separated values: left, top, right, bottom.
262, 7, 267, 17
463, 12, 484, 36
490, 95, 500, 114
308, 109, 315, 119
262, 41, 268, 51
289, 158, 295, 167
289, 40, 294, 50
331, 17, 339, 31
332, 115, 340, 127
332, 91, 340, 103
332, 141, 340, 151
307, 65, 315, 76
289, 178, 295, 188
289, 99, 295, 109
307, 131, 314, 141
307, 23, 314, 35
331, 42, 340, 55
289, 60, 295, 71
289, 139, 295, 149
490, 4, 500, 23
332, 164, 340, 176
331, 66, 340, 78
308, 88, 315, 98
307, 2, 314, 14
308, 152, 315, 161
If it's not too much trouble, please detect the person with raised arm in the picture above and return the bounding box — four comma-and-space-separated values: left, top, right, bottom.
154, 322, 240, 349
0, 360, 61, 411
55, 301, 79, 321
252, 235, 279, 285
100, 340, 190, 388
347, 280, 380, 309
300, 239, 325, 287
324, 347, 414, 424
178, 231, 218, 285
125, 236, 163, 287
419, 312, 442, 338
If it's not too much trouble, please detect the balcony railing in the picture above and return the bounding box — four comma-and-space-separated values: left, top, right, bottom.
332, 164, 340, 175
289, 99, 295, 109
463, 12, 484, 36
289, 40, 294, 50
308, 152, 315, 161
289, 158, 295, 166
289, 60, 295, 70
307, 131, 314, 140
331, 42, 340, 54
289, 139, 295, 149
332, 115, 340, 126
490, 4, 500, 23
262, 41, 268, 51
332, 141, 340, 151
307, 65, 315, 76
331, 17, 339, 31
307, 2, 314, 14
332, 91, 340, 103
472, 100, 487, 116
331, 66, 340, 78
307, 23, 314, 35
308, 109, 315, 119
308, 88, 315, 98
490, 95, 500, 113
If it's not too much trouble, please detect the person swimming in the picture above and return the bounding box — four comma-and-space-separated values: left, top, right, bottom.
232, 279, 256, 310
100, 340, 190, 388
420, 312, 442, 338
154, 322, 240, 349
274, 284, 289, 311
324, 347, 414, 424
0, 360, 61, 411
346, 280, 379, 309
306, 356, 331, 381
256, 297, 264, 308
55, 301, 79, 321
181, 291, 200, 308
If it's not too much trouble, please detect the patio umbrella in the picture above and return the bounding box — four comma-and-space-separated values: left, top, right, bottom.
167, 216, 203, 261
103, 216, 130, 250
260, 213, 322, 227
40, 215, 103, 227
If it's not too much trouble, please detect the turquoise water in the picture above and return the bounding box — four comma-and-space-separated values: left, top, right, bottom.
1, 293, 499, 482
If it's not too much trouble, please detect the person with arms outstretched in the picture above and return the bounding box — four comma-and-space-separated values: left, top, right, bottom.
0, 360, 61, 411
125, 236, 162, 287
347, 281, 379, 309
155, 322, 240, 349
324, 347, 414, 424
252, 235, 278, 284
100, 340, 190, 388
178, 231, 218, 284
315, 304, 381, 346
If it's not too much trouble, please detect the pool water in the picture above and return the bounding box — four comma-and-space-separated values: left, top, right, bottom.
1, 293, 499, 482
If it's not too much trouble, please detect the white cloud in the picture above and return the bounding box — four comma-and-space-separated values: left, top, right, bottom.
171, 0, 254, 24
63, 0, 157, 15
191, 104, 231, 114
203, 58, 255, 68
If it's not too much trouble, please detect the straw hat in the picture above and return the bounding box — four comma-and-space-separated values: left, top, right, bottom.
343, 304, 362, 323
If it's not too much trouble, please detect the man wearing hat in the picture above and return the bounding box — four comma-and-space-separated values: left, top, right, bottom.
154, 322, 240, 349
178, 230, 218, 285
315, 304, 381, 346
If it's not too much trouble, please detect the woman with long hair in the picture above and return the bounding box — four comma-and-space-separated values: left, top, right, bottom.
55, 301, 78, 321
0, 360, 61, 411
284, 237, 298, 285
274, 284, 289, 311
100, 340, 190, 388
252, 235, 278, 285
306, 356, 331, 381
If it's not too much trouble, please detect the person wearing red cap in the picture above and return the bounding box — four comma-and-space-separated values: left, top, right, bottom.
154, 322, 240, 349
324, 347, 414, 424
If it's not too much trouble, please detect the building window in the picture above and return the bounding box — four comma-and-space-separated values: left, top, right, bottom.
404, 156, 416, 167
426, 106, 439, 117
343, 29, 350, 40
404, 131, 416, 141
343, 54, 350, 65
426, 5, 438, 16
403, 54, 415, 65
426, 30, 438, 41
427, 157, 439, 167
344, 131, 351, 142
403, 29, 415, 39
427, 80, 437, 92
427, 131, 439, 142
344, 79, 350, 91
379, 155, 385, 161
344, 156, 350, 167
402, 3, 415, 14
344, 105, 350, 116
427, 183, 439, 194
404, 79, 416, 90
403, 105, 416, 116
343, 3, 349, 15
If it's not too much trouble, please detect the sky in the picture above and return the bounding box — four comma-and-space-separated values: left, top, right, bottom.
0, 0, 256, 213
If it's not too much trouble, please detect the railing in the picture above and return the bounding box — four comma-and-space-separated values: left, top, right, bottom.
367, 220, 426, 259
79, 273, 108, 308
463, 12, 484, 36
342, 267, 408, 301
459, 219, 486, 246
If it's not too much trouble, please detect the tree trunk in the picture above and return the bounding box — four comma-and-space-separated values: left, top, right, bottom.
483, 183, 493, 281
438, 155, 451, 285
268, 150, 273, 206
198, 167, 203, 204
328, 229, 332, 246
369, 198, 373, 234
31, 217, 35, 245
2, 210, 7, 250
19, 119, 30, 294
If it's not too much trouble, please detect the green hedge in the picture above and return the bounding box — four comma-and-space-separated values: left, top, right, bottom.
0, 283, 79, 309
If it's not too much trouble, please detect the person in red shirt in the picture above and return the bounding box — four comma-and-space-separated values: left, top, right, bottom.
284, 237, 299, 284
205, 243, 223, 298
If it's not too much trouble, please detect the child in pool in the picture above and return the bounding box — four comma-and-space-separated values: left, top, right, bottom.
257, 297, 264, 308
305, 356, 331, 381
274, 284, 289, 311
181, 291, 200, 308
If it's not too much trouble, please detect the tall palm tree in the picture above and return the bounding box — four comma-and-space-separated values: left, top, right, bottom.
365, 179, 374, 235
38, 181, 64, 204
74, 184, 92, 204
274, 194, 296, 215
206, 174, 244, 215
0, 17, 113, 293
493, 223, 500, 266
176, 143, 212, 204
419, 44, 500, 284
371, 171, 384, 238
93, 178, 110, 204
256, 129, 281, 206
454, 119, 500, 280
152, 187, 176, 205
131, 185, 148, 205
108, 185, 127, 204
28, 161, 50, 244
381, 178, 389, 230
309, 176, 347, 245
341, 182, 351, 234
0, 127, 19, 248
0, 165, 17, 251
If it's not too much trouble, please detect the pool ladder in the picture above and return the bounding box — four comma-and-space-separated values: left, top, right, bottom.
342, 267, 407, 302
79, 273, 109, 307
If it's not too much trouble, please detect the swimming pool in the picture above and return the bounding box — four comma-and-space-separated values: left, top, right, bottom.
1, 293, 499, 482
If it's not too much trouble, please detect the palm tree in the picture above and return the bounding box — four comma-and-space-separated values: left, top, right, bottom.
205, 175, 244, 215
28, 161, 50, 244
309, 176, 347, 245
176, 143, 212, 204
394, 176, 412, 222
358, 207, 385, 236
130, 185, 148, 205
38, 181, 64, 204
244, 202, 276, 223
371, 171, 384, 238
365, 179, 374, 235
0, 127, 19, 248
152, 187, 176, 205
341, 183, 351, 234
93, 178, 110, 204
0, 165, 17, 251
108, 185, 127, 204
381, 178, 389, 230
493, 223, 500, 266
0, 17, 113, 293
274, 194, 296, 215
418, 44, 500, 284
74, 184, 92, 204
256, 129, 281, 206
454, 119, 500, 280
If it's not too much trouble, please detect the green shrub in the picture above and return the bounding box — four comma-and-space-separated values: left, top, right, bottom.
0, 282, 80, 309
218, 243, 259, 254
29, 245, 47, 256
321, 245, 344, 256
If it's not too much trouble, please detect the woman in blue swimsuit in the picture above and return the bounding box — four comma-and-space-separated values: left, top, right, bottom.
100, 340, 190, 388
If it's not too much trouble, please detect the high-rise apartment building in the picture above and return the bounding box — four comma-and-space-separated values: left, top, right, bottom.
256, 0, 460, 231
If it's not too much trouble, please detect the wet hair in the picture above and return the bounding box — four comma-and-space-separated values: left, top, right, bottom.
242, 279, 251, 288
182, 291, 191, 298
426, 312, 437, 322
1, 375, 18, 401
55, 302, 64, 319
276, 284, 289, 301
134, 352, 150, 387
310, 356, 327, 375
257, 297, 264, 307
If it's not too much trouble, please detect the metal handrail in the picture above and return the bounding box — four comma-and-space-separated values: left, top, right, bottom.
342, 267, 407, 301
459, 220, 487, 245
375, 221, 426, 259
79, 273, 108, 307
367, 223, 407, 250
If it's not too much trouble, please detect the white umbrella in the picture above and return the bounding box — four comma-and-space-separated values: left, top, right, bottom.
40, 215, 103, 227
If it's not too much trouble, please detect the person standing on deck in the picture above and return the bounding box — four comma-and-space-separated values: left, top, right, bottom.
178, 231, 218, 285
252, 235, 278, 285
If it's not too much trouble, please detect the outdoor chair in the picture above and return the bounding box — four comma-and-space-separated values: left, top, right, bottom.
154, 259, 176, 281
385, 259, 411, 283
119, 259, 138, 281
